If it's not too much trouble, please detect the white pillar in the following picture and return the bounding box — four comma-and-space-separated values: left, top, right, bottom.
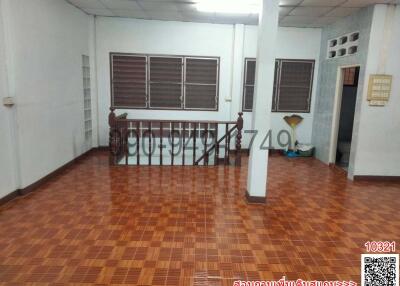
89, 15, 99, 148
229, 24, 245, 121
1, 0, 22, 190
246, 0, 279, 203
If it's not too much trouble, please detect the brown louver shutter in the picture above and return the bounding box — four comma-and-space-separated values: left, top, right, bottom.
243, 59, 256, 111
276, 60, 314, 112
242, 59, 280, 112
271, 60, 279, 111
149, 56, 183, 109
111, 54, 147, 108
184, 58, 218, 110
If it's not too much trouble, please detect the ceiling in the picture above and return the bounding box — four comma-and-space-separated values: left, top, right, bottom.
66, 0, 399, 27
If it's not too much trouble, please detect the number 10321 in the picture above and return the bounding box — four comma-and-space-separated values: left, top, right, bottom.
365, 241, 396, 252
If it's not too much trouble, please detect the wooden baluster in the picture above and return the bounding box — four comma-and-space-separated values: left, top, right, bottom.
204, 124, 209, 166
160, 122, 163, 166
123, 122, 128, 164
228, 130, 231, 165
182, 123, 185, 166
125, 124, 129, 165
117, 123, 125, 164
224, 123, 229, 165
171, 123, 174, 166
214, 124, 218, 166
235, 112, 244, 166
193, 124, 197, 165
136, 122, 140, 165
108, 108, 117, 165
148, 122, 151, 165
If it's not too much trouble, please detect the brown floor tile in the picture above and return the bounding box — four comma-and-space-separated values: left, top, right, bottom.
0, 152, 399, 285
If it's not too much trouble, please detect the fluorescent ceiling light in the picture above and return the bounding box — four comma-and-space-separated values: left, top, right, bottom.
196, 0, 260, 14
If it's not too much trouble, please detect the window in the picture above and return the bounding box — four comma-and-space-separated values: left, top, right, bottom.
273, 60, 314, 112
111, 53, 219, 110
111, 54, 147, 108
242, 58, 256, 111
271, 60, 280, 111
149, 56, 183, 109
185, 57, 219, 110
82, 55, 92, 143
242, 59, 314, 113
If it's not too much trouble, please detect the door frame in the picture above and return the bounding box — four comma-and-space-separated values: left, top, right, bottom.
328, 64, 360, 164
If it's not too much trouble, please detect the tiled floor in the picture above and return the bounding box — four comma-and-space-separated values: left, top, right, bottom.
0, 151, 399, 285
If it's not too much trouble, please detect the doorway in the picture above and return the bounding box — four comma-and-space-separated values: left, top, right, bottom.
334, 66, 359, 171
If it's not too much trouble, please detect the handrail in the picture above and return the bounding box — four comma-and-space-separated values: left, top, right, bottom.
116, 113, 128, 119
117, 118, 236, 125
194, 124, 237, 165
108, 107, 243, 167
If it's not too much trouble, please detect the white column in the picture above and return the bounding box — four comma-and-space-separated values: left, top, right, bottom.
1, 0, 21, 190
229, 24, 245, 121
246, 0, 279, 203
89, 15, 99, 148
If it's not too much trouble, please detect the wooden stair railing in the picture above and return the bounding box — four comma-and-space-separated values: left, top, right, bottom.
108, 109, 128, 164
194, 123, 238, 166
108, 108, 243, 166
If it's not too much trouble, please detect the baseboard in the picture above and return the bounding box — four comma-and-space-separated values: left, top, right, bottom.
0, 190, 20, 206
96, 146, 109, 151
19, 160, 75, 196
215, 149, 246, 165
241, 148, 281, 156
217, 158, 227, 165
269, 148, 282, 155
245, 190, 266, 204
0, 147, 104, 206
353, 175, 400, 182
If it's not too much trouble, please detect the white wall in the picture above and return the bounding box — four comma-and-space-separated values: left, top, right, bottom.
95, 17, 322, 148
352, 4, 400, 176
0, 0, 18, 198
0, 4, 322, 198
96, 17, 236, 146
2, 0, 91, 190
242, 26, 322, 149
311, 6, 374, 175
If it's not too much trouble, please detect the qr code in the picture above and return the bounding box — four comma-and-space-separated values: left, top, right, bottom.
362, 254, 399, 286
